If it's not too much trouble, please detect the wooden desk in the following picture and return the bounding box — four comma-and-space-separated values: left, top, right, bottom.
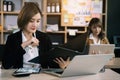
106, 58, 120, 68
0, 69, 120, 80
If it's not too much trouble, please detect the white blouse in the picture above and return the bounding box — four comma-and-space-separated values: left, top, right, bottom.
22, 32, 39, 68
89, 33, 100, 45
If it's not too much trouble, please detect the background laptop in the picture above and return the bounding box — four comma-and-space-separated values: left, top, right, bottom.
88, 44, 115, 55
44, 54, 114, 77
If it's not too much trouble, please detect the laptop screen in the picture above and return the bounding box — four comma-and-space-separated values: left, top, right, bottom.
61, 54, 114, 77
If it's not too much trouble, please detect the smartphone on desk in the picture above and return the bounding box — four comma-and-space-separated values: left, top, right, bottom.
12, 67, 41, 77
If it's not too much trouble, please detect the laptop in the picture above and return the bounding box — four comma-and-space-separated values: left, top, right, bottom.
88, 44, 115, 55
44, 54, 114, 77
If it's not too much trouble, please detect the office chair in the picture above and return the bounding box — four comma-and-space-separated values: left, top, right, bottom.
0, 44, 5, 61
113, 36, 120, 57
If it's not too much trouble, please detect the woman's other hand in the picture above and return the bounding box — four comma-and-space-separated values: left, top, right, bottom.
91, 50, 101, 54
54, 57, 70, 69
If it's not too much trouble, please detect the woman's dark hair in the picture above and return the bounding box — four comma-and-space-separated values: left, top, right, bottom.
88, 18, 105, 39
17, 2, 42, 30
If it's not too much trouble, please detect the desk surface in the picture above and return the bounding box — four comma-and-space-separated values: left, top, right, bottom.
106, 58, 120, 68
0, 69, 120, 80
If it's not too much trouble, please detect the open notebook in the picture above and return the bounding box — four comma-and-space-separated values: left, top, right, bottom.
47, 47, 83, 68
44, 54, 114, 77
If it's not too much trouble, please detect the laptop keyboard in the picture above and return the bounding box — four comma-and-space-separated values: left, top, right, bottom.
54, 70, 63, 74
44, 68, 64, 74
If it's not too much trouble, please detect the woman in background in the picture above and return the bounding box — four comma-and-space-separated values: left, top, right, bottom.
87, 18, 109, 45
87, 18, 110, 72
87, 18, 110, 55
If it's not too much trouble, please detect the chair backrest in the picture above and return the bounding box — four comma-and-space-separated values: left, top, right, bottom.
113, 36, 120, 47
0, 44, 5, 61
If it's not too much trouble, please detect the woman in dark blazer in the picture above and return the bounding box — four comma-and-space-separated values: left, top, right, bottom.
2, 2, 52, 69
2, 2, 70, 69
2, 30, 52, 69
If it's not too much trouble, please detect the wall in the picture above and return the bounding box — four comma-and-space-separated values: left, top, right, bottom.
107, 0, 120, 43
